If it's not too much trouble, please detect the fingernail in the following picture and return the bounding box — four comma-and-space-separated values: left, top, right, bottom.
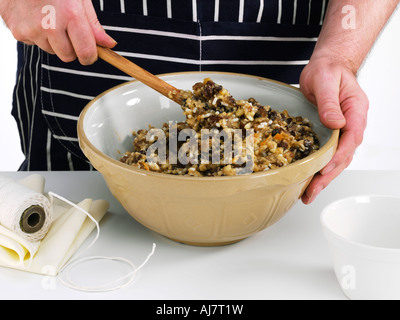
307, 186, 323, 204
321, 163, 335, 176
326, 111, 345, 122
109, 36, 118, 46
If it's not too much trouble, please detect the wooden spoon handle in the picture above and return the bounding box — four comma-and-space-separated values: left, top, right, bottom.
97, 46, 183, 104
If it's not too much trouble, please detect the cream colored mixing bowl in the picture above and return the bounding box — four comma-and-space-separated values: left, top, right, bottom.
78, 72, 339, 246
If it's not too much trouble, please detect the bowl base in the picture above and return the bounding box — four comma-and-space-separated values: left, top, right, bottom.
166, 236, 246, 247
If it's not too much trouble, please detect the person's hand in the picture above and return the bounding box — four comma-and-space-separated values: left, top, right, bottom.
299, 56, 369, 204
0, 0, 116, 65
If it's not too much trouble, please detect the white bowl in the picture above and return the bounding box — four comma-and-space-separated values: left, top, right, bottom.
321, 195, 400, 300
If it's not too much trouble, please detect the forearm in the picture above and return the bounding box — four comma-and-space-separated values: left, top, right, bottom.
0, 1, 9, 17
312, 0, 399, 73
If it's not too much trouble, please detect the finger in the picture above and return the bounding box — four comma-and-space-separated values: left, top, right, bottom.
302, 130, 355, 204
33, 38, 55, 55
11, 28, 45, 48
82, 0, 117, 48
301, 165, 343, 204
66, 14, 97, 65
321, 76, 368, 175
22, 40, 35, 45
301, 173, 323, 204
302, 94, 368, 204
48, 30, 77, 63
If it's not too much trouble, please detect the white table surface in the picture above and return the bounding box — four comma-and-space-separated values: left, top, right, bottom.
0, 170, 399, 300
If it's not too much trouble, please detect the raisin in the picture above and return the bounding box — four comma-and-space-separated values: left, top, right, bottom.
248, 98, 257, 105
213, 85, 223, 95
227, 96, 236, 106
208, 115, 221, 126
203, 80, 216, 99
192, 82, 204, 91
272, 128, 281, 136
256, 107, 268, 118
278, 141, 288, 150
269, 110, 277, 120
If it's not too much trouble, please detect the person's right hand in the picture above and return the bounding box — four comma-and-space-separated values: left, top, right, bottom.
0, 0, 116, 65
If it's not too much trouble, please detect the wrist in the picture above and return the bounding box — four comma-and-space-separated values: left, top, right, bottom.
309, 48, 360, 75
0, 1, 10, 22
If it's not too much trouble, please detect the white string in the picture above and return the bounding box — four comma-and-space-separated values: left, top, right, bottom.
48, 192, 156, 292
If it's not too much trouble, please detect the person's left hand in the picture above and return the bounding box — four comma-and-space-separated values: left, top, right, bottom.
299, 56, 369, 204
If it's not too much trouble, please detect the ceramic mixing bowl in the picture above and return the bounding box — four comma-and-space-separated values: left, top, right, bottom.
78, 72, 339, 246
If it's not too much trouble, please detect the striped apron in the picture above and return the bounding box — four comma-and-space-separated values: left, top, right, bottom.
13, 0, 328, 171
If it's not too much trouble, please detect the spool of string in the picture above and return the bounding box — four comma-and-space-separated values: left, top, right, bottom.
0, 176, 52, 242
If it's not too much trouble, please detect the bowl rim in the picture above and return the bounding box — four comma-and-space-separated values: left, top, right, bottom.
321, 194, 400, 254
77, 71, 339, 182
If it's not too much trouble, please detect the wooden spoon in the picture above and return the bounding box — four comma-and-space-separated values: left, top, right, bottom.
97, 46, 184, 105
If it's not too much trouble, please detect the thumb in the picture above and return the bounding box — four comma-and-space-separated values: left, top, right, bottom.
82, 0, 117, 48
315, 72, 346, 130
302, 68, 346, 130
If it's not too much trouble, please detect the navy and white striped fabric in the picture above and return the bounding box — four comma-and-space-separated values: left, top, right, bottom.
13, 0, 329, 171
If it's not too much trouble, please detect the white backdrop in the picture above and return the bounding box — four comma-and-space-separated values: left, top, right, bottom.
1, 7, 399, 171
